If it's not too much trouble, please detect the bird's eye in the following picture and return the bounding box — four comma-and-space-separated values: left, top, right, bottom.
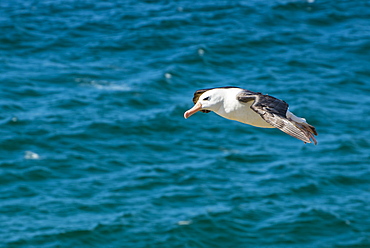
203, 96, 210, 101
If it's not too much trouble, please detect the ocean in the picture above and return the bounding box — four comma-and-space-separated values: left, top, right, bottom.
1, 0, 370, 247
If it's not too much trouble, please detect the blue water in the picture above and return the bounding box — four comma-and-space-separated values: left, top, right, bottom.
1, 0, 370, 247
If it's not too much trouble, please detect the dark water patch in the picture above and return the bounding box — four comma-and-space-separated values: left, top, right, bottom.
328, 173, 370, 187
223, 152, 275, 164
0, 184, 38, 200
0, 102, 25, 112
152, 188, 208, 209
20, 166, 56, 182
273, 1, 314, 11
290, 181, 320, 195
256, 207, 354, 246
8, 227, 106, 248
334, 238, 370, 248
0, 171, 24, 185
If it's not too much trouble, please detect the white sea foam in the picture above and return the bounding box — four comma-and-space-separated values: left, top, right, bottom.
77, 78, 130, 91
198, 48, 205, 56
24, 151, 40, 160
177, 220, 192, 226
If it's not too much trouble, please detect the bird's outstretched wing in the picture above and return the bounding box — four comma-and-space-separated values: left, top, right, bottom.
237, 90, 315, 144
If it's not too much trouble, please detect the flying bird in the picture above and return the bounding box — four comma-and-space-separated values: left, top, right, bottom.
184, 87, 317, 144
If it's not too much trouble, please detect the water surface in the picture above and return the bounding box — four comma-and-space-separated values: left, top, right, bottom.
1, 0, 370, 247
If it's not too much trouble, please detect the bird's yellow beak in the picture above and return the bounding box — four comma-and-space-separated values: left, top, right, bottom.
184, 102, 202, 119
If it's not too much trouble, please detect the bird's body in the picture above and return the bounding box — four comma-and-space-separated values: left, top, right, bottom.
208, 88, 274, 128
184, 87, 318, 144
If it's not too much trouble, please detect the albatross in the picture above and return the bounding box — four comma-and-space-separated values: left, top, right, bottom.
184, 87, 317, 144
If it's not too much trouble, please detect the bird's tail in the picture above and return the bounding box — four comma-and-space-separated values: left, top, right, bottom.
292, 121, 318, 145
286, 111, 318, 145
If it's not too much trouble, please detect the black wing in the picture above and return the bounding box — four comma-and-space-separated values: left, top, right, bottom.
237, 90, 312, 143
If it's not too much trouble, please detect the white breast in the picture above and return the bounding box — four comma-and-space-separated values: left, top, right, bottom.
214, 88, 274, 128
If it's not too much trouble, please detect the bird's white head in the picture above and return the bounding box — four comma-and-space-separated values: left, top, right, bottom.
183, 89, 224, 119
